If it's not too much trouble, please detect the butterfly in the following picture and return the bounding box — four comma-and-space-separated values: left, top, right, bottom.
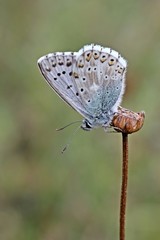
37, 44, 127, 131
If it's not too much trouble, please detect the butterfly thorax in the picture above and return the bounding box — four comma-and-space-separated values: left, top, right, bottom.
81, 111, 115, 131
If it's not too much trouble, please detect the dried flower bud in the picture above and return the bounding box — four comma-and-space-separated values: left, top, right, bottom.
112, 106, 145, 134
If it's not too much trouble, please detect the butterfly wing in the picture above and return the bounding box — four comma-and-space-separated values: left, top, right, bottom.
37, 52, 91, 118
38, 44, 127, 127
72, 44, 127, 118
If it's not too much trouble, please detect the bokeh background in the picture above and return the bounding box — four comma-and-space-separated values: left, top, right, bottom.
1, 0, 160, 239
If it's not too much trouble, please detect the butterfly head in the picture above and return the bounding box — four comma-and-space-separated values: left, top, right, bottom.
81, 115, 111, 131
81, 119, 93, 131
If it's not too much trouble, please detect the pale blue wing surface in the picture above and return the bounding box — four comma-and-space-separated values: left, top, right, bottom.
72, 44, 127, 119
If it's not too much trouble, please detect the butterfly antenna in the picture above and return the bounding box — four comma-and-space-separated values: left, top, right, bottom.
56, 120, 82, 131
61, 125, 81, 154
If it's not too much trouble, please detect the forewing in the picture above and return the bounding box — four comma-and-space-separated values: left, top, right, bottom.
37, 52, 91, 118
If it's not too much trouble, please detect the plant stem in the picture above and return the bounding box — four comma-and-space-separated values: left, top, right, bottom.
120, 133, 128, 240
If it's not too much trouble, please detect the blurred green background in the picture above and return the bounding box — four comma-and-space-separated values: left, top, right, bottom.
1, 0, 160, 239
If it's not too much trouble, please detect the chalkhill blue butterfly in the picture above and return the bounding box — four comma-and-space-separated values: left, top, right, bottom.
37, 44, 127, 131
